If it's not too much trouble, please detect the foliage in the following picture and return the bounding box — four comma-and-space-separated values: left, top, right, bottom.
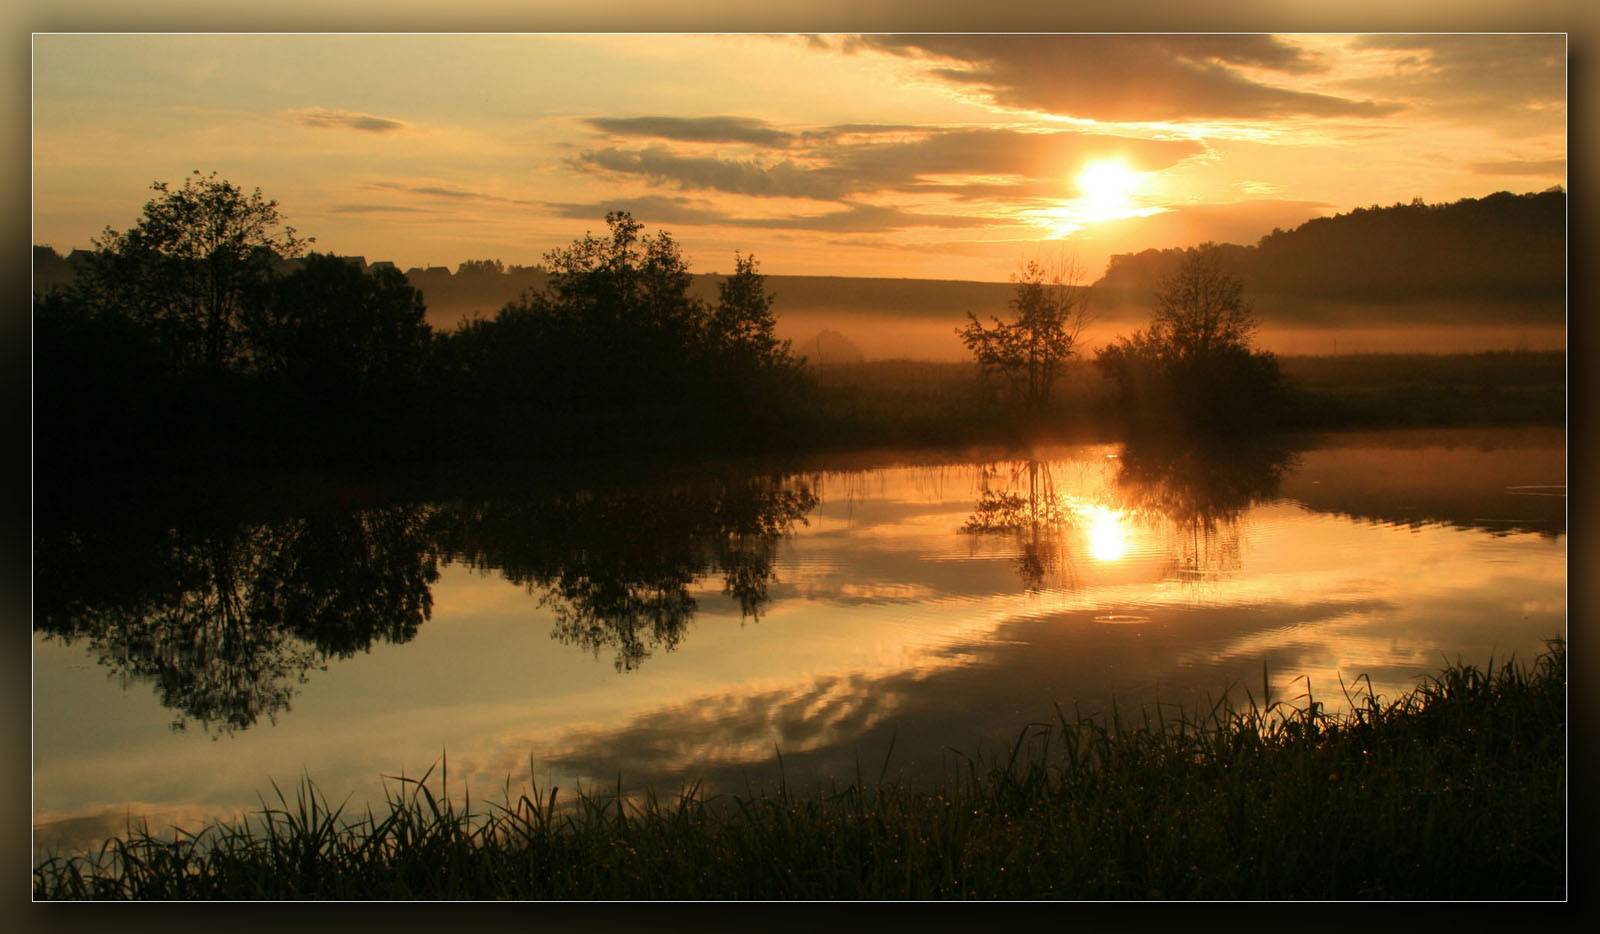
35, 642, 1565, 899
1097, 188, 1564, 307
958, 258, 1092, 414
1096, 243, 1285, 433
81, 170, 308, 370
253, 253, 431, 390
711, 251, 798, 372
456, 258, 505, 276
436, 212, 804, 453
35, 175, 446, 467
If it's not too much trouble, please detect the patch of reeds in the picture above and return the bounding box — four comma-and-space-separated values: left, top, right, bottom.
35, 640, 1564, 900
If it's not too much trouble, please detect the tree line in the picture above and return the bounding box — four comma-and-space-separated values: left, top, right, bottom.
36, 172, 1299, 479
34, 173, 807, 473
1095, 188, 1565, 309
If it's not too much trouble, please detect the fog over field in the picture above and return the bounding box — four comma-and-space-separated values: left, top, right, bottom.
412, 270, 1562, 361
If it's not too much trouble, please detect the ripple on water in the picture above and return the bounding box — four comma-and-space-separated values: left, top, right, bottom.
1092, 613, 1153, 625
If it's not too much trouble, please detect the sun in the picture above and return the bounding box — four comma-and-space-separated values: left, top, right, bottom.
1075, 159, 1147, 222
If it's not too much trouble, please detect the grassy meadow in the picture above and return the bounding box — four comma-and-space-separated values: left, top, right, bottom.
802, 350, 1563, 448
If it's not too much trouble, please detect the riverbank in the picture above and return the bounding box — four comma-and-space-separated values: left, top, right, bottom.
34, 641, 1565, 900
803, 350, 1564, 448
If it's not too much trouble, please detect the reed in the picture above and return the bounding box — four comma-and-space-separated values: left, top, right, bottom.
35, 641, 1565, 900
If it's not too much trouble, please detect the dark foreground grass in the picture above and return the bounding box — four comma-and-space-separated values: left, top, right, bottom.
35, 642, 1565, 900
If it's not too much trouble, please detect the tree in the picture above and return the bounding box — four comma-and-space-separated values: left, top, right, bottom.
457, 258, 505, 276
443, 212, 804, 451
83, 171, 309, 370
711, 251, 796, 371
537, 210, 705, 338
958, 258, 1092, 414
252, 252, 433, 399
1146, 243, 1257, 364
1095, 243, 1284, 432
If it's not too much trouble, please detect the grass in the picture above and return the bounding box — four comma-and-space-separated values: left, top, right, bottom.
35, 641, 1565, 900
799, 351, 1564, 448
1278, 350, 1565, 428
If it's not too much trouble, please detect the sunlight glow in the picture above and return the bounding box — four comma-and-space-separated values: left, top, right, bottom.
1084, 505, 1129, 562
1075, 159, 1147, 222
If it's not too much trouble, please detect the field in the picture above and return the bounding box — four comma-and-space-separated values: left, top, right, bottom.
801, 350, 1564, 447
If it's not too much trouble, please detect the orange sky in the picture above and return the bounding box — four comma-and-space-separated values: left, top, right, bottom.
31, 32, 1566, 281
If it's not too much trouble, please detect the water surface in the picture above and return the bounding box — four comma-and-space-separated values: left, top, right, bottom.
32, 427, 1565, 858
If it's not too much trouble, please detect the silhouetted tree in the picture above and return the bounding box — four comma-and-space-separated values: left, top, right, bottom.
1096, 243, 1284, 433
711, 252, 797, 370
248, 252, 435, 457
253, 253, 431, 390
1095, 189, 1563, 308
958, 258, 1092, 414
438, 212, 806, 453
80, 171, 309, 371
456, 258, 505, 276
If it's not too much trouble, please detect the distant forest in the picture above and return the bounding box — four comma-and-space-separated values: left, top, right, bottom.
1094, 189, 1565, 314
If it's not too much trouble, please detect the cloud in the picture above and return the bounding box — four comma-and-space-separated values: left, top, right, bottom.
542, 195, 737, 227
577, 146, 855, 200
371, 181, 515, 202
291, 107, 409, 133
832, 127, 1203, 184
745, 203, 996, 233
1341, 35, 1564, 132
587, 115, 794, 147
543, 197, 998, 233
325, 203, 430, 214
574, 127, 1204, 203
1469, 159, 1566, 177
852, 35, 1403, 121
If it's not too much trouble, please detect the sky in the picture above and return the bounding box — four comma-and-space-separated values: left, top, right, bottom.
31, 32, 1566, 281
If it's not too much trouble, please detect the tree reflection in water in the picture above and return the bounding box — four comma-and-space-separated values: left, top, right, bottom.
37, 442, 1297, 732
37, 472, 820, 731
1113, 438, 1298, 582
433, 475, 818, 671
34, 505, 440, 735
961, 459, 1075, 590
962, 439, 1297, 588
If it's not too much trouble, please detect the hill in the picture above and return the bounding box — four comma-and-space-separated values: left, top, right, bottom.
1093, 189, 1564, 325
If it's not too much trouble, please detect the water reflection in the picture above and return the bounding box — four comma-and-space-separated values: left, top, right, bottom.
35, 473, 820, 732
961, 459, 1076, 589
1113, 439, 1297, 584
959, 438, 1296, 589
32, 429, 1559, 744
34, 505, 439, 734
431, 475, 817, 671
33, 429, 1566, 858
1083, 505, 1128, 562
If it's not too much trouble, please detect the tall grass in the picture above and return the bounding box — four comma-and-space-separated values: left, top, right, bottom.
36, 641, 1564, 900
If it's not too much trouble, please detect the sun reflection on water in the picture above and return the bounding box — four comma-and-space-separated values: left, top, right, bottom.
1084, 505, 1129, 562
